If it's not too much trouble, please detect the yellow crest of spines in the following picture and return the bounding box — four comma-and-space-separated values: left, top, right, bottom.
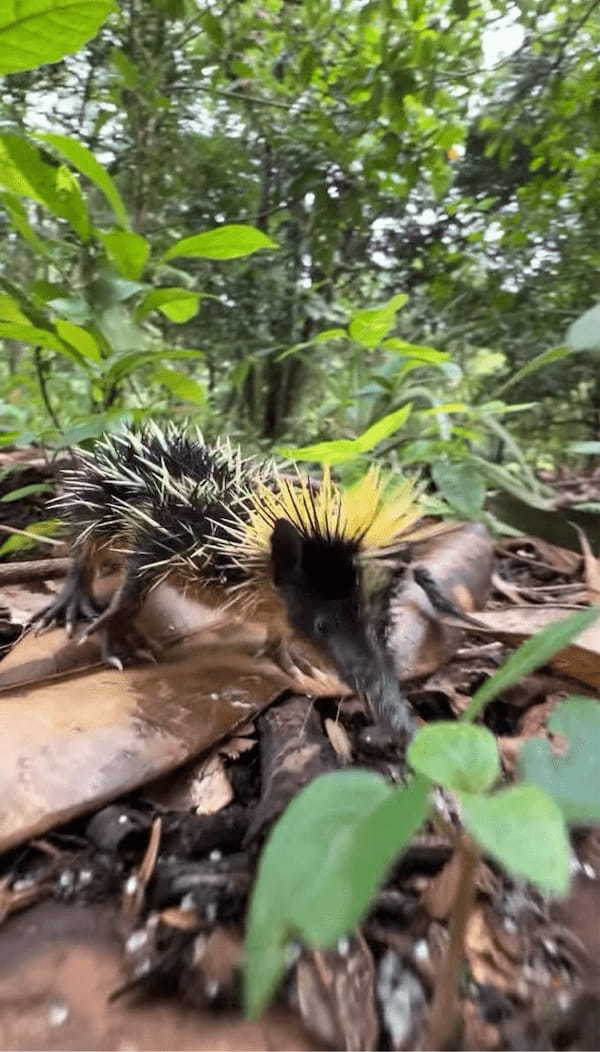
244, 463, 421, 555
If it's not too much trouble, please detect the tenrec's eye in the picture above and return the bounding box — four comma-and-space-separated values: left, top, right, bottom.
315, 616, 329, 637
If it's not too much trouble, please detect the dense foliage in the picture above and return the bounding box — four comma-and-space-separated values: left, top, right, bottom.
1, 0, 599, 500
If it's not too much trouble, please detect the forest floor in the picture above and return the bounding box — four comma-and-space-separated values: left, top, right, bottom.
0, 450, 599, 1051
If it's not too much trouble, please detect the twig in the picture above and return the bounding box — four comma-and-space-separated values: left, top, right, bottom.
0, 557, 70, 585
423, 833, 479, 1050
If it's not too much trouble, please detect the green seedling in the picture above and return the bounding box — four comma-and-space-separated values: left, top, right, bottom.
244, 606, 600, 1048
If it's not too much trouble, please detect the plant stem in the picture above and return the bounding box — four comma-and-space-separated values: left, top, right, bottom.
423, 833, 479, 1051
34, 347, 61, 432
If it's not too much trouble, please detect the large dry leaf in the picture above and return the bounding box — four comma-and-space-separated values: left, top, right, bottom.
0, 640, 290, 852
387, 522, 494, 680
465, 606, 600, 690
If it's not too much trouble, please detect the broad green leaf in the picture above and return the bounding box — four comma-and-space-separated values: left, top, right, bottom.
355, 403, 413, 452
408, 722, 499, 793
298, 777, 430, 947
0, 135, 91, 238
348, 294, 408, 349
99, 231, 150, 280
0, 518, 61, 558
154, 366, 206, 405
277, 438, 360, 466
431, 460, 485, 519
383, 338, 449, 363
0, 321, 77, 358
88, 275, 146, 308
0, 1, 115, 75
0, 133, 63, 206
244, 771, 429, 1019
0, 292, 30, 324
36, 132, 130, 229
469, 456, 552, 511
104, 348, 204, 384
245, 771, 389, 1019
460, 785, 570, 896
495, 345, 576, 396
54, 163, 90, 239
0, 482, 52, 502
566, 304, 600, 353
136, 287, 202, 323
314, 328, 347, 343
48, 295, 91, 323
521, 697, 600, 824
55, 320, 101, 362
463, 607, 600, 722
0, 191, 49, 255
164, 224, 278, 262
110, 46, 139, 88
53, 409, 133, 448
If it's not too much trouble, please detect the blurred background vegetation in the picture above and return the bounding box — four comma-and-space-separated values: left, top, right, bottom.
0, 0, 599, 518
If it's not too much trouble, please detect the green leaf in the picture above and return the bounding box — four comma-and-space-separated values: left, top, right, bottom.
48, 294, 91, 323
0, 133, 63, 205
314, 328, 348, 343
280, 405, 413, 466
0, 292, 30, 324
244, 771, 429, 1019
0, 135, 91, 238
136, 287, 202, 323
163, 224, 278, 262
355, 403, 413, 452
154, 366, 206, 405
55, 320, 101, 362
432, 460, 485, 519
54, 163, 90, 239
36, 132, 130, 229
348, 294, 408, 349
566, 304, 600, 353
104, 348, 204, 384
0, 482, 52, 502
520, 697, 600, 824
408, 722, 500, 793
463, 607, 600, 722
494, 346, 577, 396
110, 46, 139, 88
460, 785, 570, 896
382, 338, 449, 363
53, 409, 133, 448
0, 321, 76, 358
469, 456, 552, 511
0, 191, 50, 255
0, 1, 115, 74
0, 518, 61, 558
277, 438, 361, 466
99, 231, 150, 280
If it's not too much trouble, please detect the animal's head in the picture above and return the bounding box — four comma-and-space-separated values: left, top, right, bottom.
271, 518, 414, 735
218, 462, 422, 734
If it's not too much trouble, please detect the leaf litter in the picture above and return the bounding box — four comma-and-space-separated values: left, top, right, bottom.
1, 507, 600, 1049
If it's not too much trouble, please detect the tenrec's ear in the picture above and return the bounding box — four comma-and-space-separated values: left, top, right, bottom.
271, 518, 303, 584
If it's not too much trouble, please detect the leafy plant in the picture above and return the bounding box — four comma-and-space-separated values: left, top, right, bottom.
0, 131, 278, 446
244, 607, 600, 1035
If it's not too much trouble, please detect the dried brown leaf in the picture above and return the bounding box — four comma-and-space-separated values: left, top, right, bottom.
193, 754, 234, 815
324, 717, 353, 761
572, 523, 600, 601
295, 933, 379, 1052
